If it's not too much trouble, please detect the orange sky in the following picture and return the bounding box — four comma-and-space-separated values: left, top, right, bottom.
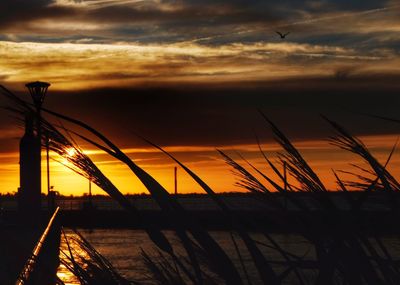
0, 134, 399, 196
1, 0, 400, 195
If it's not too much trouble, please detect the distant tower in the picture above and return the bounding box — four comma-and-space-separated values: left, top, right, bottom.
18, 114, 42, 213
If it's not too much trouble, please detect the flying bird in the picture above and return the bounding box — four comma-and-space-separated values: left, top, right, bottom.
276, 31, 290, 39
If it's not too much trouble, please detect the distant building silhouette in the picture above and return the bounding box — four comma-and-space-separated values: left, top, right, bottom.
18, 114, 41, 213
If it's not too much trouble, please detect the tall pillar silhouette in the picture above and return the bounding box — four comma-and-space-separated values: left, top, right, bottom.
18, 81, 50, 215
18, 114, 41, 213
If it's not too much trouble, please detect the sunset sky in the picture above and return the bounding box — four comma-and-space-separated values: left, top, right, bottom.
0, 0, 400, 195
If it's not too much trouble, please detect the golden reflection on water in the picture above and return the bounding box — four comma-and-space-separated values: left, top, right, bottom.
57, 231, 88, 285
56, 229, 316, 284
55, 229, 291, 284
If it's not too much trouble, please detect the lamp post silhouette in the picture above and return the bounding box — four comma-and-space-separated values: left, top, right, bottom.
19, 81, 50, 213
25, 81, 50, 125
174, 166, 178, 195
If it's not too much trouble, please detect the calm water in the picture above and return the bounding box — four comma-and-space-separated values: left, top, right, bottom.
57, 229, 400, 284
57, 229, 316, 284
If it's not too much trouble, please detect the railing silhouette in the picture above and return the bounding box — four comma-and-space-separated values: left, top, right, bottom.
15, 207, 60, 285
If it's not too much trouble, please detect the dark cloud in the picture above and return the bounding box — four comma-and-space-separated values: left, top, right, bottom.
0, 0, 76, 29
0, 1, 399, 145
320, 0, 388, 11
17, 76, 398, 148
0, 0, 397, 54
178, 0, 386, 12
0, 0, 282, 31
1, 74, 400, 156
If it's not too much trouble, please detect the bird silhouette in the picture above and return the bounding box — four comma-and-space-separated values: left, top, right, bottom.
276, 31, 290, 39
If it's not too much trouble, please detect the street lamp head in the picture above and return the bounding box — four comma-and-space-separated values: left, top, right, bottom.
25, 81, 50, 109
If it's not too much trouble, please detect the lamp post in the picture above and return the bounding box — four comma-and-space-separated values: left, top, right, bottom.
25, 81, 51, 208
174, 166, 178, 195
25, 81, 50, 122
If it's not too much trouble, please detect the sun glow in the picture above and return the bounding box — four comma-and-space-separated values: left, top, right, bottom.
0, 133, 399, 196
65, 147, 77, 157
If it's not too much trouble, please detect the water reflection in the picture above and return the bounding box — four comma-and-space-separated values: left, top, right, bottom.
57, 230, 87, 285
57, 229, 318, 284
56, 229, 400, 284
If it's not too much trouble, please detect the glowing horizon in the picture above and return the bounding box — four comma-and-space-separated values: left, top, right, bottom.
0, 134, 399, 196
1, 0, 400, 196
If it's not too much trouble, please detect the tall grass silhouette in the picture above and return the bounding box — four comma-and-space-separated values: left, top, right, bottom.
2, 84, 400, 284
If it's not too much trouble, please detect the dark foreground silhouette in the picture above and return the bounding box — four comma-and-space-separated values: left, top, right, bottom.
2, 84, 400, 284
